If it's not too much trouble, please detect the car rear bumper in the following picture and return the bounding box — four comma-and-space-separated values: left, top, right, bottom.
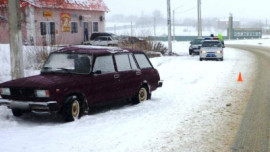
158, 81, 163, 87
0, 98, 58, 112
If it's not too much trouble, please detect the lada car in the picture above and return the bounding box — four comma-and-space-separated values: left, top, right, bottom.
199, 40, 224, 61
0, 46, 162, 122
189, 38, 204, 55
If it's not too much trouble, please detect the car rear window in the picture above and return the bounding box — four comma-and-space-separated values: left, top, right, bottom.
202, 41, 222, 47
134, 54, 152, 69
93, 55, 115, 74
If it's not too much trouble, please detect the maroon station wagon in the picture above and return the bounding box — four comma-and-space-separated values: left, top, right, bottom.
0, 46, 162, 122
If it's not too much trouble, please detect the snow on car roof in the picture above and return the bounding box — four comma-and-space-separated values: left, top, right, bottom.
56, 46, 142, 55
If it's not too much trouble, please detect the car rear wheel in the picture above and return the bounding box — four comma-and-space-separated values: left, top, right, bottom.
12, 109, 23, 117
132, 86, 148, 104
189, 50, 193, 55
63, 97, 81, 122
200, 58, 203, 61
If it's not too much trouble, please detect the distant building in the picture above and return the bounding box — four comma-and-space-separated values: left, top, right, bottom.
227, 15, 262, 39
217, 19, 240, 30
0, 0, 108, 45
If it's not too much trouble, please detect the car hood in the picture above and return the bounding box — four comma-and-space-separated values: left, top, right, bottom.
190, 44, 202, 48
0, 74, 79, 89
201, 47, 223, 52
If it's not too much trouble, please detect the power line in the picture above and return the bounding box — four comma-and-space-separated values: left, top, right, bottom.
174, 6, 197, 14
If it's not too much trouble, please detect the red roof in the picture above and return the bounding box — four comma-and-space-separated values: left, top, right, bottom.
0, 0, 109, 12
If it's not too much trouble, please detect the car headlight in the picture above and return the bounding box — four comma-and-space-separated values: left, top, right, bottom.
35, 90, 50, 98
216, 50, 223, 54
0, 88, 11, 95
201, 50, 207, 54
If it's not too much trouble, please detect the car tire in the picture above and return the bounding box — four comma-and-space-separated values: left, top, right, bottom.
200, 58, 203, 61
132, 86, 148, 104
221, 58, 223, 61
189, 50, 193, 55
12, 109, 23, 117
62, 97, 81, 122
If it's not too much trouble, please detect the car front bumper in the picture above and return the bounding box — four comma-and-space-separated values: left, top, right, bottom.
0, 98, 58, 112
158, 81, 163, 87
200, 53, 223, 59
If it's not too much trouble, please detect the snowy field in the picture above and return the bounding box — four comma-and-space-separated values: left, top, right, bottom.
0, 40, 259, 151
106, 22, 227, 37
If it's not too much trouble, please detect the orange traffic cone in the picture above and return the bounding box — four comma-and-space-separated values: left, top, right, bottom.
237, 72, 243, 82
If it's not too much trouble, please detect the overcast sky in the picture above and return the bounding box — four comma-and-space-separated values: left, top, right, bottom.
104, 0, 270, 20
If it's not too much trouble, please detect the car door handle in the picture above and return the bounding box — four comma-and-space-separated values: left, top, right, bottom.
114, 74, 120, 79
136, 71, 141, 75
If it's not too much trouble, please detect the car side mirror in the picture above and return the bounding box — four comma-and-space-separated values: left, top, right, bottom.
93, 70, 102, 75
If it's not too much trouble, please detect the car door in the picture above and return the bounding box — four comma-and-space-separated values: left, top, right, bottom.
91, 37, 101, 46
134, 53, 158, 92
114, 53, 142, 98
91, 55, 119, 104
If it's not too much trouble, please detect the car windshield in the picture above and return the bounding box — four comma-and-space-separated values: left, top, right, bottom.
193, 39, 204, 44
41, 53, 92, 74
202, 41, 222, 47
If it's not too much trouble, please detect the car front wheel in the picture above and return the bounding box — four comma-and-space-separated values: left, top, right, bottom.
63, 97, 81, 122
12, 109, 23, 117
132, 86, 148, 104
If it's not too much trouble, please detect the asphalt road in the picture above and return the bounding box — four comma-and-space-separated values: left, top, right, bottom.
227, 44, 270, 152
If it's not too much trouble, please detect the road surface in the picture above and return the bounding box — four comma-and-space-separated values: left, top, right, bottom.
227, 44, 270, 152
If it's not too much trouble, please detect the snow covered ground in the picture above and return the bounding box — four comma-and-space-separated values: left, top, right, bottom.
226, 36, 270, 47
0, 41, 258, 151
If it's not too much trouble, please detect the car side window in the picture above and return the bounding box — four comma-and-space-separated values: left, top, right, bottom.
128, 54, 138, 70
115, 54, 132, 71
93, 55, 115, 74
134, 54, 152, 69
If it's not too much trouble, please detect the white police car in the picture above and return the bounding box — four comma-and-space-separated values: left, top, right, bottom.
199, 40, 223, 61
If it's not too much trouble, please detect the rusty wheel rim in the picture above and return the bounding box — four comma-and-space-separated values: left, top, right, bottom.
72, 100, 80, 119
139, 88, 147, 102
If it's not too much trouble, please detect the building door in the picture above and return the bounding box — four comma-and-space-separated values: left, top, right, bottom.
40, 22, 55, 45
83, 22, 89, 41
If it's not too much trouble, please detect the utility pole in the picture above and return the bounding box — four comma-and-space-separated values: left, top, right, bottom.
266, 18, 268, 34
131, 21, 133, 37
167, 0, 172, 55
197, 0, 202, 37
8, 0, 24, 79
173, 10, 175, 41
154, 17, 156, 40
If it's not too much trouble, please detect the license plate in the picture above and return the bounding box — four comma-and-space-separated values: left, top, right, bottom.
206, 54, 216, 57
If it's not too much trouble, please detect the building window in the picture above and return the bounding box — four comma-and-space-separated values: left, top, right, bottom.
93, 22, 99, 33
50, 22, 55, 35
40, 22, 47, 35
71, 22, 78, 33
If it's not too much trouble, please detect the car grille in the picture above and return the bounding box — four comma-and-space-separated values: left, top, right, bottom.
10, 88, 35, 98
